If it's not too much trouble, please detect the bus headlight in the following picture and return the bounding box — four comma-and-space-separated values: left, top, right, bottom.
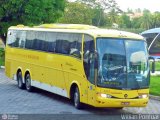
139, 94, 148, 99
99, 93, 112, 98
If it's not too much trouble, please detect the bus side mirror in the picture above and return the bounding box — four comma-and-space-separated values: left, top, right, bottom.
70, 48, 81, 58
149, 56, 155, 73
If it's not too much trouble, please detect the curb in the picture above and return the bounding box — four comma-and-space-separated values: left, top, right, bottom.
0, 66, 5, 69
149, 95, 160, 101
150, 71, 160, 76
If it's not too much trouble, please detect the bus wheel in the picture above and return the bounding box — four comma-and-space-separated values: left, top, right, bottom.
74, 87, 82, 109
25, 74, 33, 92
17, 72, 25, 89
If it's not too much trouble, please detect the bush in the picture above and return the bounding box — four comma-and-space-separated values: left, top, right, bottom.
0, 48, 5, 66
150, 61, 160, 71
150, 76, 160, 96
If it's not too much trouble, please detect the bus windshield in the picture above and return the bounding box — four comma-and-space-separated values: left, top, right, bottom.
97, 38, 150, 90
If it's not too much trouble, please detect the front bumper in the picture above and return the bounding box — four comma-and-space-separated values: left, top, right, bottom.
94, 97, 148, 108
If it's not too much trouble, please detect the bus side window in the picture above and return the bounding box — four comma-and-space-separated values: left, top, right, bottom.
34, 32, 46, 51
25, 31, 36, 49
61, 40, 70, 54
83, 35, 95, 84
7, 30, 18, 47
55, 33, 71, 55
70, 34, 82, 59
46, 32, 57, 52
18, 31, 26, 48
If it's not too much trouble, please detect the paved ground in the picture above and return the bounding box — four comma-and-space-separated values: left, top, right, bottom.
0, 69, 160, 119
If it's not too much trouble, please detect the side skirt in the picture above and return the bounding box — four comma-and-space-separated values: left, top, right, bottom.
31, 80, 68, 98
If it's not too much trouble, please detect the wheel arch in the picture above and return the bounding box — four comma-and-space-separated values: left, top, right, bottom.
16, 68, 22, 78
16, 67, 23, 81
24, 69, 31, 80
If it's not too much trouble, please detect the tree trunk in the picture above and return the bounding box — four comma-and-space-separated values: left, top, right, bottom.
97, 10, 102, 26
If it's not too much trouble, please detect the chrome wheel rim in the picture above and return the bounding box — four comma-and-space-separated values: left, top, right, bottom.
26, 76, 30, 90
18, 74, 22, 87
74, 90, 79, 107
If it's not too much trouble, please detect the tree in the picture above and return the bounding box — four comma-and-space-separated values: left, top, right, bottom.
131, 17, 142, 29
0, 0, 66, 43
77, 0, 122, 26
118, 14, 131, 28
151, 12, 160, 28
140, 9, 152, 29
127, 8, 133, 14
92, 8, 109, 26
76, 0, 102, 26
59, 2, 94, 24
135, 8, 142, 13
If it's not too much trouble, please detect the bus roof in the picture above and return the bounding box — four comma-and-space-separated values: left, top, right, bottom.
35, 24, 98, 30
9, 24, 144, 40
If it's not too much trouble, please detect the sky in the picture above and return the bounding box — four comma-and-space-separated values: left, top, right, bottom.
69, 0, 160, 12
115, 0, 160, 12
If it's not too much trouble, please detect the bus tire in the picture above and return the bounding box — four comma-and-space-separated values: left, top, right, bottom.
17, 71, 25, 89
25, 73, 33, 92
74, 87, 82, 109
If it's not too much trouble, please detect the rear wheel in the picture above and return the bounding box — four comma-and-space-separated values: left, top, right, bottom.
25, 74, 33, 92
74, 87, 82, 109
17, 72, 25, 89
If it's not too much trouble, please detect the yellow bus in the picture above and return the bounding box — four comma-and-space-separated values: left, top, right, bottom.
5, 24, 150, 109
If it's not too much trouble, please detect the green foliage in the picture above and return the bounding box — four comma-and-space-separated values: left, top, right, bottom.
150, 61, 160, 71
0, 48, 5, 66
61, 0, 122, 26
117, 28, 145, 34
59, 2, 93, 24
156, 62, 160, 71
2, 0, 160, 35
0, 0, 66, 35
118, 14, 131, 28
140, 10, 152, 29
131, 17, 142, 29
70, 1, 160, 32
131, 10, 160, 30
92, 8, 108, 26
150, 76, 160, 96
151, 12, 160, 28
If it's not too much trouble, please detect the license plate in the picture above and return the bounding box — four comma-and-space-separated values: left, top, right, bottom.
121, 102, 130, 105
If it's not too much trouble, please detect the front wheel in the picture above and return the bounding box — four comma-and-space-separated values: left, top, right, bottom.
74, 87, 82, 109
25, 74, 33, 92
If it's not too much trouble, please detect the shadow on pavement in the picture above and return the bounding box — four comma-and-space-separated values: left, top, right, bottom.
32, 87, 131, 115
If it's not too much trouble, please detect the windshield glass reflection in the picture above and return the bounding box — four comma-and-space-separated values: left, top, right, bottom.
126, 40, 149, 89
97, 38, 149, 90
